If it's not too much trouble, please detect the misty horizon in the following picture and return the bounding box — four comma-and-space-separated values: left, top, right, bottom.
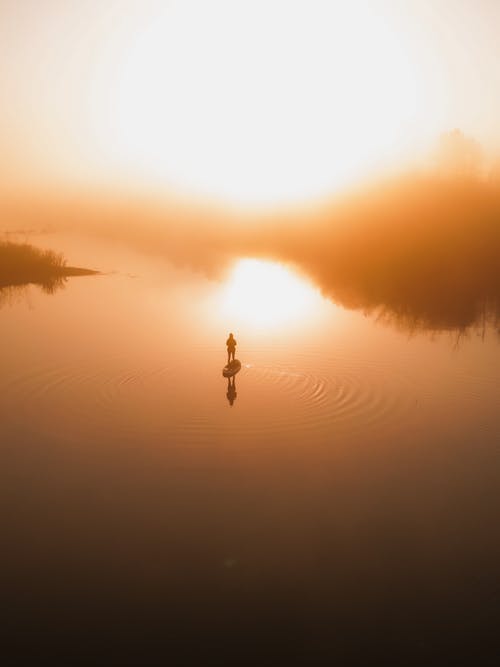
2, 158, 499, 334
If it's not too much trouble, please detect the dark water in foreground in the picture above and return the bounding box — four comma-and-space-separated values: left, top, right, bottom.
1, 235, 499, 663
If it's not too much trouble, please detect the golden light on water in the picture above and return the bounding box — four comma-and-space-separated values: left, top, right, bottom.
218, 258, 324, 330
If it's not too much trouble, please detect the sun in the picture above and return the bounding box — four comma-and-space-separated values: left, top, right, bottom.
107, 0, 424, 205
217, 258, 323, 330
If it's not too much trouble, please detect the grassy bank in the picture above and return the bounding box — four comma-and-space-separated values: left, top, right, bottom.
0, 241, 97, 291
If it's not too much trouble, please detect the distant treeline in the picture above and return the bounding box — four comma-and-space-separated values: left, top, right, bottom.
240, 175, 500, 333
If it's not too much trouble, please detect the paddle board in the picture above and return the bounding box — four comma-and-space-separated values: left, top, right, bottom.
223, 359, 241, 377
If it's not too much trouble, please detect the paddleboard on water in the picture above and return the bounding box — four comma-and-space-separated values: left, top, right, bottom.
222, 359, 241, 377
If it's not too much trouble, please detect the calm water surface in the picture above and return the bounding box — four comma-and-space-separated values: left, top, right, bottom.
2, 234, 499, 660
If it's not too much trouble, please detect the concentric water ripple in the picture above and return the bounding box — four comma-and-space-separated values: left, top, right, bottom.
0, 357, 182, 443
227, 353, 417, 438
2, 348, 496, 447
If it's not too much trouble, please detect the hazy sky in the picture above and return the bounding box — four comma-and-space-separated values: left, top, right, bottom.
1, 0, 499, 204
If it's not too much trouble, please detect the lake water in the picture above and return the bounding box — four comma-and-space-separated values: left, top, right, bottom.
2, 233, 499, 661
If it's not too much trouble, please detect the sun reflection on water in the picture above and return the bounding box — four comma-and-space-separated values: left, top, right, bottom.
218, 258, 324, 331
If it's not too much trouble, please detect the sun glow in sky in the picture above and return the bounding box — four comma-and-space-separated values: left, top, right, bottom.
218, 258, 325, 330
1, 0, 499, 204
112, 1, 421, 203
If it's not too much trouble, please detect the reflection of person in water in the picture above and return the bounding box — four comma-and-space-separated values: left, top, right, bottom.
226, 376, 237, 406
226, 333, 237, 364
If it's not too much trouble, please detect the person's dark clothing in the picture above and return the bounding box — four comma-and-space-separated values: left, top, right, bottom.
226, 335, 236, 364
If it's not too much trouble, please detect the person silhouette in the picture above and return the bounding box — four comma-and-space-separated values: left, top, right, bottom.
226, 333, 237, 365
226, 376, 237, 406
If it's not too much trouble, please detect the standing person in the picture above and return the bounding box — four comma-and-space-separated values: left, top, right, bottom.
226, 333, 236, 365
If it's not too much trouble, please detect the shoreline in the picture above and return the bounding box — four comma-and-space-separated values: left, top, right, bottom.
0, 240, 98, 289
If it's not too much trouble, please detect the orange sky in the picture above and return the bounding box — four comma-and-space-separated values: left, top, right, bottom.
1, 0, 499, 205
